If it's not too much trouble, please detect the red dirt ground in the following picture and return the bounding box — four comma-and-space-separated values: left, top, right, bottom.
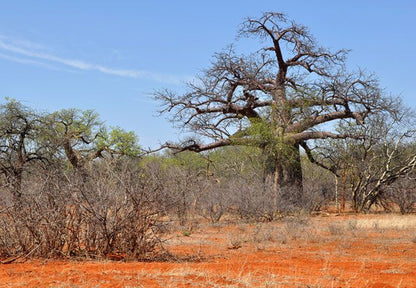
1, 214, 416, 287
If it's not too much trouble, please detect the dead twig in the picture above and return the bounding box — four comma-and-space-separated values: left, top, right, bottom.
1, 243, 41, 264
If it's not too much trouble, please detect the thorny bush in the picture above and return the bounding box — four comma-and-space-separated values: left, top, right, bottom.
0, 159, 167, 260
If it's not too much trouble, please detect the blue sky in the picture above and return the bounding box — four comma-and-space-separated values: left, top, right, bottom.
0, 0, 415, 148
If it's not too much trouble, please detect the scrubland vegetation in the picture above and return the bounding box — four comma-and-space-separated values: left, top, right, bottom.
0, 13, 416, 287
1, 13, 416, 286
1, 11, 416, 288
0, 112, 415, 262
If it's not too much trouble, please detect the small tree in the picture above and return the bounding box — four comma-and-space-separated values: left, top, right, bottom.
315, 112, 416, 212
0, 99, 47, 198
46, 109, 141, 171
156, 12, 398, 204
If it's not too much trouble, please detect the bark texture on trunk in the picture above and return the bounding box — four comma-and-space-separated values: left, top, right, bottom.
264, 143, 303, 209
63, 138, 83, 169
276, 143, 303, 207
275, 144, 303, 189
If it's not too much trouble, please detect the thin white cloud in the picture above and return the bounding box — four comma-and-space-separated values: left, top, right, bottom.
0, 35, 190, 84
0, 52, 61, 70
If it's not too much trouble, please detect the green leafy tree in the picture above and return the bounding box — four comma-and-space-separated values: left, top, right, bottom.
46, 109, 141, 170
97, 127, 141, 158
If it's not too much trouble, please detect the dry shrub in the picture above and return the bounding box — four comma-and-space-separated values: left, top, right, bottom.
0, 159, 167, 260
384, 176, 416, 214
197, 181, 230, 223
328, 223, 345, 236
228, 178, 278, 222
283, 216, 312, 240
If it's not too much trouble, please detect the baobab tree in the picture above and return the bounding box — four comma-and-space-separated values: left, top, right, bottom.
156, 12, 399, 204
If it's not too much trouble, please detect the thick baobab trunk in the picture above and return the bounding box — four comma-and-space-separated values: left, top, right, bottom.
275, 144, 303, 189
269, 84, 304, 205
275, 143, 303, 207
264, 143, 304, 210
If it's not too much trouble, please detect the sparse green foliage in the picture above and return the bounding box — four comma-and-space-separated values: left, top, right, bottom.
97, 126, 141, 157
45, 108, 105, 169
45, 108, 141, 170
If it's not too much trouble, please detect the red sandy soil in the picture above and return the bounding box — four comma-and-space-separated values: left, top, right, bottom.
1, 214, 416, 287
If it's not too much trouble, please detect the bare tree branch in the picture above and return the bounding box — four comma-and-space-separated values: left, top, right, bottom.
154, 11, 403, 196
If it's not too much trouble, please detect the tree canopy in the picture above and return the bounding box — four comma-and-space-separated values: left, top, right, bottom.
156, 12, 401, 200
